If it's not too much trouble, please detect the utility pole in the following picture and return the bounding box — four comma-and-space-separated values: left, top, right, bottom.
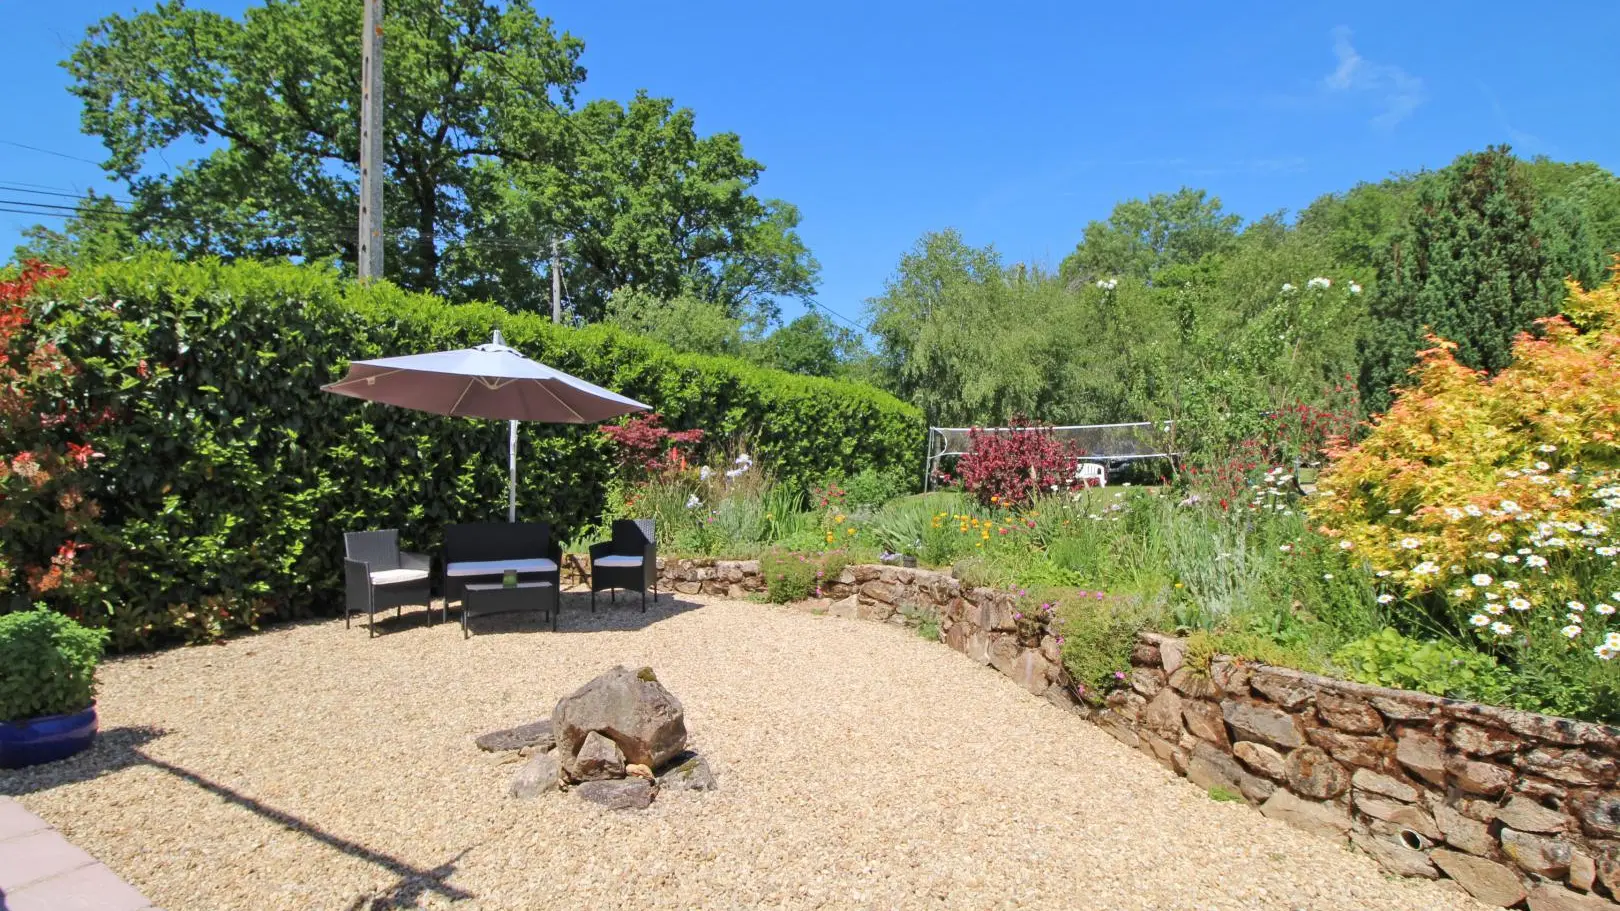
550, 236, 562, 323
358, 0, 384, 281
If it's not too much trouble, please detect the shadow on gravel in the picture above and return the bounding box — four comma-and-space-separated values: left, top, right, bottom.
1, 725, 476, 905
445, 591, 705, 638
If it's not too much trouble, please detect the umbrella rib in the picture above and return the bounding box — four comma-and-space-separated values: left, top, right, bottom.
448, 376, 477, 415
321, 367, 404, 392
533, 379, 588, 423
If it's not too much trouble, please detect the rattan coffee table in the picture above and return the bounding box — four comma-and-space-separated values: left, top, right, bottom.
461, 581, 556, 638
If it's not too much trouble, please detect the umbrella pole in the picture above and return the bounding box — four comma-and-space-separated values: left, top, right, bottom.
508, 419, 518, 522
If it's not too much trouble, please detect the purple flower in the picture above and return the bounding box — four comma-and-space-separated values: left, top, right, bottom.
1114, 671, 1126, 680
1055, 636, 1065, 644
1013, 612, 1023, 619
1094, 591, 1105, 600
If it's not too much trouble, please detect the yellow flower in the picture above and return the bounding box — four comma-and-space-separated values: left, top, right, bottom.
765, 513, 774, 520
825, 533, 834, 543
847, 527, 856, 536
834, 514, 846, 524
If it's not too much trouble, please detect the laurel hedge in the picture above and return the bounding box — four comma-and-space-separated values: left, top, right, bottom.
16, 257, 922, 647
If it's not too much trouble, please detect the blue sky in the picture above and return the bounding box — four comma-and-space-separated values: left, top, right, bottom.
3, 1, 1616, 330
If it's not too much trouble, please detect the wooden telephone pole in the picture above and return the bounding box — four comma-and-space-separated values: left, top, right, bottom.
358, 0, 384, 281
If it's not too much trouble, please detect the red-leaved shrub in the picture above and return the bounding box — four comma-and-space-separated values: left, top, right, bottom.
946, 420, 1088, 508
598, 413, 704, 481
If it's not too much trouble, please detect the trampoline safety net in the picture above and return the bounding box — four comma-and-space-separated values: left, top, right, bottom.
925, 422, 1177, 490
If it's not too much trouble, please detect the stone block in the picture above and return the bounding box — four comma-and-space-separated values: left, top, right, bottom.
1446, 755, 1514, 796
1450, 722, 1523, 757
1575, 791, 1620, 838
1258, 789, 1351, 842
1431, 849, 1528, 907
1012, 648, 1052, 696
1351, 769, 1420, 803
1105, 689, 1147, 724
1187, 742, 1244, 793
1526, 884, 1617, 911
1496, 796, 1570, 834
1353, 793, 1442, 842
1370, 694, 1435, 722
1285, 746, 1350, 800
1316, 691, 1384, 734
1351, 831, 1439, 879
1501, 828, 1573, 879
1181, 699, 1229, 749
1250, 668, 1315, 710
1521, 748, 1617, 787
1234, 741, 1286, 780
1438, 804, 1496, 855
1222, 700, 1305, 750
1143, 688, 1186, 740
987, 635, 1020, 677
1159, 637, 1186, 675
1395, 729, 1447, 786
1307, 726, 1389, 770
1130, 667, 1166, 698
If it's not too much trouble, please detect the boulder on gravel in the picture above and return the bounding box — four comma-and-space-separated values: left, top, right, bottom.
658, 752, 719, 791
575, 778, 656, 810
552, 665, 688, 776
476, 720, 554, 752
509, 751, 561, 799
574, 731, 627, 781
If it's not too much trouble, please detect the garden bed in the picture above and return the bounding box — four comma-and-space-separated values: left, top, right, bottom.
2, 592, 1475, 911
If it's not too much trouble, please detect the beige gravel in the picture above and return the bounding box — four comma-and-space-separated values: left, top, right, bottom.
2, 593, 1487, 911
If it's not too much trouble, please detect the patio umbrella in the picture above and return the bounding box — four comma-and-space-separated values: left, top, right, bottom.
321, 330, 649, 521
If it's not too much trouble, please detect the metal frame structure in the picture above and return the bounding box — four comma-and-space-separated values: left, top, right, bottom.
924, 421, 1180, 491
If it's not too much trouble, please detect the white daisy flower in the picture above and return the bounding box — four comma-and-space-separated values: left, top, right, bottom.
1464, 505, 1483, 517
1538, 444, 1557, 453
1596, 603, 1616, 615
1491, 621, 1513, 635
1470, 614, 1491, 627
1500, 500, 1520, 512
1377, 594, 1395, 604
1569, 601, 1587, 612
1472, 573, 1493, 586
1401, 538, 1420, 550
1562, 625, 1583, 639
1487, 532, 1504, 543
1509, 598, 1531, 611
1596, 644, 1616, 660
1339, 540, 1354, 550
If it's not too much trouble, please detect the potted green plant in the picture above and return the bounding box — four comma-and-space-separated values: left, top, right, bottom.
0, 608, 109, 769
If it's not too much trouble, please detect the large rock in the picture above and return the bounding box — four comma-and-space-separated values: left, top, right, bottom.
657, 751, 718, 791
1351, 831, 1439, 879
1258, 789, 1351, 841
1449, 723, 1521, 758
1130, 667, 1166, 698
1306, 727, 1387, 769
1223, 701, 1305, 749
1250, 668, 1314, 710
1500, 829, 1572, 879
1521, 748, 1617, 787
1354, 794, 1441, 842
477, 720, 555, 752
1495, 796, 1569, 834
1526, 884, 1616, 911
1158, 637, 1186, 675
1431, 849, 1528, 907
509, 751, 562, 799
1285, 746, 1350, 799
574, 730, 627, 781
552, 666, 688, 778
574, 778, 656, 810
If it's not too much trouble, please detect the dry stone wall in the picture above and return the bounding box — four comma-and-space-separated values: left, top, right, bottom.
654, 558, 1620, 909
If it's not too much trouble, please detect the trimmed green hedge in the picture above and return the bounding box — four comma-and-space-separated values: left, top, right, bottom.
13, 257, 922, 648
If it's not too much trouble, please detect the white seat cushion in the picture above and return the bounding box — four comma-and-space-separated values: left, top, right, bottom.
371, 568, 430, 585
593, 555, 644, 568
445, 558, 557, 577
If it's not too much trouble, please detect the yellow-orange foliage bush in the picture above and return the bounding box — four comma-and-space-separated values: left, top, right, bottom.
1311, 262, 1620, 666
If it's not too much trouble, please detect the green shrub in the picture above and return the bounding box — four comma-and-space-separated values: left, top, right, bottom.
13, 258, 923, 648
1054, 591, 1159, 698
837, 465, 916, 511
760, 550, 815, 604
916, 617, 941, 641
1332, 629, 1513, 704
0, 608, 109, 721
1207, 785, 1243, 803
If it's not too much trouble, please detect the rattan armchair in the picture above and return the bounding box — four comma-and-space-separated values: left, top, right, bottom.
343, 530, 433, 636
589, 519, 657, 612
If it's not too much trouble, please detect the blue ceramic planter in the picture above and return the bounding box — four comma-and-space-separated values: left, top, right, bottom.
0, 703, 97, 769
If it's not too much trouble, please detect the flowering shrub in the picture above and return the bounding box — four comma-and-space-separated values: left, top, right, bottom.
1311, 265, 1620, 712
0, 261, 104, 611
946, 420, 1088, 508
598, 413, 704, 482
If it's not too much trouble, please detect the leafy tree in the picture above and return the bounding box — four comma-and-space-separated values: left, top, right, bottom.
1058, 187, 1242, 285
602, 287, 745, 357
62, 0, 815, 317
1521, 157, 1620, 262
754, 312, 861, 378
1295, 175, 1425, 277
1360, 146, 1600, 410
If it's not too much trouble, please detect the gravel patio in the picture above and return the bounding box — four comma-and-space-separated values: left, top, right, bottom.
1, 594, 1486, 911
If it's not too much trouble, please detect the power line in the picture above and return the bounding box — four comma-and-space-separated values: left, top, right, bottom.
0, 183, 137, 207
0, 140, 104, 166
803, 297, 871, 334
